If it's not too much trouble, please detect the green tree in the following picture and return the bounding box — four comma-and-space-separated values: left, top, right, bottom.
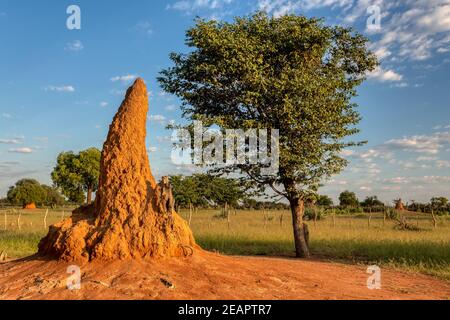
159, 13, 377, 257
51, 148, 101, 204
339, 191, 359, 208
7, 179, 46, 207
316, 195, 334, 207
360, 195, 384, 208
170, 175, 207, 209
41, 185, 66, 207
430, 197, 448, 211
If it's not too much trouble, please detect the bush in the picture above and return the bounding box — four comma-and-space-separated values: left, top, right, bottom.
304, 208, 325, 221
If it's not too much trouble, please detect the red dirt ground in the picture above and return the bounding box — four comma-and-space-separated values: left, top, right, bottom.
0, 251, 449, 300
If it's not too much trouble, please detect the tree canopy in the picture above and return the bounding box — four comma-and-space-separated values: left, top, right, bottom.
170, 174, 250, 208
339, 190, 359, 207
51, 147, 101, 204
159, 12, 377, 257
7, 179, 65, 207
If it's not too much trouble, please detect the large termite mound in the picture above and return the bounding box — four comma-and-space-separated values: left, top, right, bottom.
395, 198, 405, 211
38, 78, 196, 262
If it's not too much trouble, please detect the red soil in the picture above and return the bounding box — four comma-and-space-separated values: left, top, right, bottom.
0, 251, 448, 300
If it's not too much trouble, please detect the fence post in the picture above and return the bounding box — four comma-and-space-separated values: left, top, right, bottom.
332, 209, 336, 228
44, 209, 49, 229
3, 210, 6, 231
225, 202, 230, 229
368, 207, 372, 228
17, 211, 21, 230
188, 203, 193, 226
431, 209, 437, 229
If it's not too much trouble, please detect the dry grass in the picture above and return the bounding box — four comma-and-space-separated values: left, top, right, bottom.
1, 208, 449, 279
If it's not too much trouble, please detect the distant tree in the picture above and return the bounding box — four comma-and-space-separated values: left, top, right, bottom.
339, 191, 359, 207
51, 148, 101, 204
159, 13, 377, 257
170, 174, 250, 209
7, 179, 46, 207
360, 195, 384, 208
430, 197, 448, 211
41, 185, 66, 207
170, 175, 207, 209
316, 195, 334, 207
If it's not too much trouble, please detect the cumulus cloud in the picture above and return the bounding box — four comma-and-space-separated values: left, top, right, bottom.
385, 132, 450, 154
148, 114, 166, 125
65, 40, 84, 51
110, 74, 138, 84
0, 138, 22, 144
134, 21, 154, 35
167, 0, 234, 17
45, 85, 75, 92
368, 66, 403, 82
100, 102, 108, 107
8, 147, 33, 154
165, 104, 176, 111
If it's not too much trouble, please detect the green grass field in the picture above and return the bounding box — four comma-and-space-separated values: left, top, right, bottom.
1, 208, 449, 280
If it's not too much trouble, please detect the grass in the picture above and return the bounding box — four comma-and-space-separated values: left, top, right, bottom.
1, 208, 449, 280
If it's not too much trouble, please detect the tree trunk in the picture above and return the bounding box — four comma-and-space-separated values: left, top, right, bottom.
86, 186, 93, 205
289, 198, 310, 258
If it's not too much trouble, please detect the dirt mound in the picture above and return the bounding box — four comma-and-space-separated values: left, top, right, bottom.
23, 203, 36, 210
1, 252, 449, 300
38, 78, 196, 262
396, 199, 405, 211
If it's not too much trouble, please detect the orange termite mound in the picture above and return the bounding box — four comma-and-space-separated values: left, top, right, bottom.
395, 198, 405, 211
23, 202, 36, 210
38, 78, 197, 262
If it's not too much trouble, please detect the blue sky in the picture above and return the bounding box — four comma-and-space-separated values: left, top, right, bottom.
0, 0, 449, 203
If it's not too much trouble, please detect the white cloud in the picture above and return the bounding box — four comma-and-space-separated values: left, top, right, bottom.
8, 147, 33, 154
1, 113, 12, 119
437, 47, 450, 53
385, 132, 450, 155
134, 21, 154, 35
148, 146, 158, 152
167, 0, 234, 16
33, 137, 49, 143
165, 104, 176, 111
100, 102, 108, 107
148, 114, 166, 125
45, 85, 75, 92
0, 138, 22, 144
65, 40, 84, 51
110, 74, 138, 84
391, 82, 408, 88
368, 66, 403, 82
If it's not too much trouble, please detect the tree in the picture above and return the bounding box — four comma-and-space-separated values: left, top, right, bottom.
159, 13, 377, 257
51, 148, 101, 204
7, 179, 46, 207
6, 179, 66, 208
430, 197, 448, 211
41, 185, 66, 207
360, 195, 384, 208
316, 195, 334, 207
339, 191, 359, 208
170, 175, 207, 209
